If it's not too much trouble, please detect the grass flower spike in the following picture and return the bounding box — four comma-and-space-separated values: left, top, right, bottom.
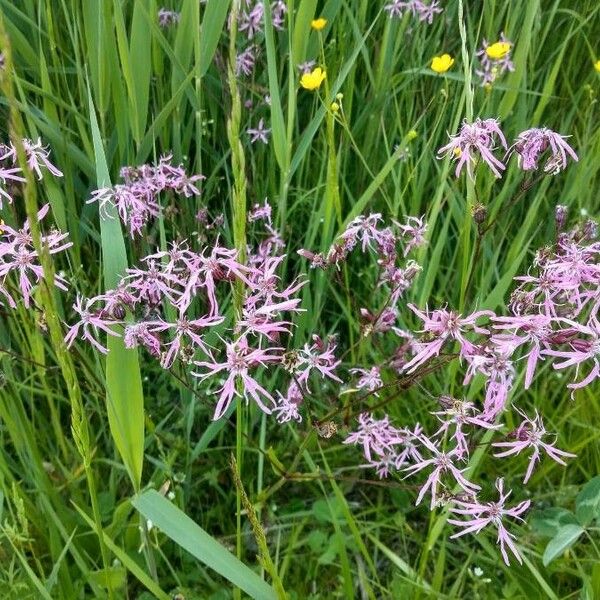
300, 66, 326, 90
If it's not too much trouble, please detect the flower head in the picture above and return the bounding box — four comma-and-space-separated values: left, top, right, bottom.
594, 59, 600, 73
311, 17, 327, 31
448, 478, 531, 565
493, 409, 576, 483
508, 127, 578, 174
300, 67, 326, 91
485, 41, 511, 60
431, 54, 454, 74
438, 118, 507, 178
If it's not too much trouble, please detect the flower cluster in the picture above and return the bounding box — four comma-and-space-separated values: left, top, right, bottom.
384, 0, 443, 24
87, 154, 204, 238
0, 204, 72, 308
0, 138, 62, 207
439, 119, 578, 178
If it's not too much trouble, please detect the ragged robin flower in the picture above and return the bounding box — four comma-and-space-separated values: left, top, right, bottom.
300, 67, 326, 90
431, 54, 454, 74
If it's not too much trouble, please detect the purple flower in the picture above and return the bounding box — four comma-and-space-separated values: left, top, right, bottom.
349, 366, 383, 394
294, 335, 342, 391
395, 215, 427, 256
508, 128, 578, 174
343, 412, 404, 462
248, 198, 272, 223
403, 435, 481, 509
493, 409, 576, 483
544, 315, 600, 389
297, 60, 316, 74
149, 314, 225, 368
0, 204, 72, 307
438, 118, 508, 178
64, 295, 120, 354
402, 304, 494, 373
236, 46, 257, 76
448, 478, 530, 565
432, 397, 499, 459
273, 380, 303, 423
0, 165, 25, 208
491, 314, 554, 388
192, 336, 282, 420
247, 118, 271, 145
158, 8, 180, 27
384, 1, 442, 24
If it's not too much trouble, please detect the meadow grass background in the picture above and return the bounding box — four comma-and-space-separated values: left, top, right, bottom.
0, 0, 599, 598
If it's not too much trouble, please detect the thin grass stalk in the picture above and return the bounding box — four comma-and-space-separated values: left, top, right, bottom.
226, 1, 248, 592
0, 18, 114, 599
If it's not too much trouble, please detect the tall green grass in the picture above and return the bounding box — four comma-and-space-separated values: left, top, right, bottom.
0, 0, 598, 598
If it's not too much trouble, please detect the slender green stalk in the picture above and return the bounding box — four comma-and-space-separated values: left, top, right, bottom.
226, 3, 248, 595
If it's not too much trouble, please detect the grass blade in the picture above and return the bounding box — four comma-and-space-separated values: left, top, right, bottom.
132, 490, 277, 600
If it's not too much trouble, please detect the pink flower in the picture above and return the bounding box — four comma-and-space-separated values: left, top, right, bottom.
192, 336, 282, 420
432, 397, 499, 459
509, 128, 578, 174
403, 435, 481, 509
64, 295, 120, 354
491, 314, 554, 388
448, 478, 530, 565
149, 314, 225, 368
493, 409, 576, 483
247, 119, 271, 145
438, 118, 508, 178
544, 315, 600, 389
395, 215, 427, 256
402, 304, 494, 373
294, 335, 342, 391
343, 413, 404, 462
273, 381, 303, 424
349, 366, 383, 394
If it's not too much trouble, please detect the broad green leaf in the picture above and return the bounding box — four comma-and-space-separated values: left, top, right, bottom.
132, 490, 277, 600
530, 508, 579, 538
542, 524, 584, 566
88, 91, 145, 490
576, 476, 600, 526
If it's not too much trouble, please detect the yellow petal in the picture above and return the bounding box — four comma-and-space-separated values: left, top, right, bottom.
311, 17, 327, 31
485, 41, 511, 60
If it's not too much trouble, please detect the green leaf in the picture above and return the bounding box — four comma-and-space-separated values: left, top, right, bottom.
129, 0, 154, 142
576, 476, 600, 526
199, 0, 231, 77
88, 91, 145, 490
263, 1, 287, 171
132, 490, 277, 599
530, 508, 579, 538
542, 524, 584, 566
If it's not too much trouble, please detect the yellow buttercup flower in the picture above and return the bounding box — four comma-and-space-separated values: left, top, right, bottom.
300, 67, 326, 91
486, 41, 511, 60
311, 17, 327, 31
407, 129, 418, 141
431, 54, 454, 74
594, 60, 600, 73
